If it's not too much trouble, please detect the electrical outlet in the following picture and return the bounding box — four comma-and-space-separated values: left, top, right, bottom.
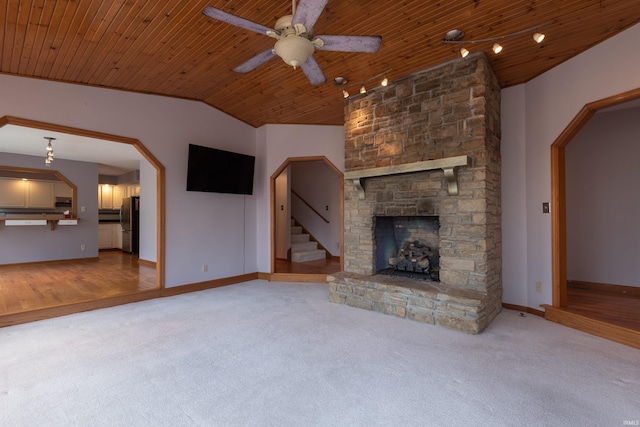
80, 244, 86, 251
535, 281, 542, 293
202, 264, 208, 272
81, 206, 86, 212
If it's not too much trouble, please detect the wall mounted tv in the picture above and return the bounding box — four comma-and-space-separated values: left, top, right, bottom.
186, 144, 255, 195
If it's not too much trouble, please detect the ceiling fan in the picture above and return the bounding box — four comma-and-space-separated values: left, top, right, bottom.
202, 0, 382, 85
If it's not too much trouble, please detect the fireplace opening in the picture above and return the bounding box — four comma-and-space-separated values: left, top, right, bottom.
374, 216, 440, 281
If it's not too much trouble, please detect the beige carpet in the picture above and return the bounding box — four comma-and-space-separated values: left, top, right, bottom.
1, 280, 638, 426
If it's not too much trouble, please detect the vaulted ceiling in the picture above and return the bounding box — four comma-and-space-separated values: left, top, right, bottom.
2, 0, 639, 128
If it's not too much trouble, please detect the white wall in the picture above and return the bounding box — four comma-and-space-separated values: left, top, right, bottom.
0, 74, 256, 287
566, 107, 640, 287
255, 124, 344, 272
501, 23, 640, 308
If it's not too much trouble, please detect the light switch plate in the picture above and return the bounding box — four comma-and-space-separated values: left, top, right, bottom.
542, 202, 550, 213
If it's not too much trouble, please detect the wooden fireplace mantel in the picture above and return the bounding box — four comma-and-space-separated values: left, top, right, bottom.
343, 155, 471, 199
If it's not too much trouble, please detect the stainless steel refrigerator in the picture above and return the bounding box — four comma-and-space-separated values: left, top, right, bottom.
120, 196, 139, 254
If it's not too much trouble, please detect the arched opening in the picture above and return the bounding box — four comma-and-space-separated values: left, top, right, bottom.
0, 116, 165, 324
269, 156, 343, 281
547, 88, 640, 347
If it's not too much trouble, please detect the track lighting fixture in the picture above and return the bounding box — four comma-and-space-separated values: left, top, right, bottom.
444, 22, 550, 58
44, 137, 55, 166
336, 69, 392, 98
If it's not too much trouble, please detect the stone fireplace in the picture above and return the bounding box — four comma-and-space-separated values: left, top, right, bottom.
328, 53, 502, 334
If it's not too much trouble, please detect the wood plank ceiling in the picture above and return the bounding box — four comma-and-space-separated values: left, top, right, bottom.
1, 0, 639, 127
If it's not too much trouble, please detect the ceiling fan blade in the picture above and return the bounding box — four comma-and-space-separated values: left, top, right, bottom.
292, 0, 329, 30
203, 6, 274, 35
316, 35, 382, 52
300, 56, 326, 86
234, 49, 277, 73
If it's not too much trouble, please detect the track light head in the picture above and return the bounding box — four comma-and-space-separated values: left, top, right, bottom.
492, 43, 503, 54
533, 32, 545, 43
460, 47, 469, 58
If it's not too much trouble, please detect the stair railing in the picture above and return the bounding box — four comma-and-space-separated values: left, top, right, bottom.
291, 189, 330, 223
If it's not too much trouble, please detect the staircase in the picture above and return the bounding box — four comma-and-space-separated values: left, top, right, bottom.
290, 219, 327, 263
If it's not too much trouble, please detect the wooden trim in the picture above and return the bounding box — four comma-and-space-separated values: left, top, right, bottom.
0, 115, 166, 291
567, 280, 640, 298
0, 290, 162, 328
138, 258, 157, 268
0, 256, 100, 267
550, 88, 640, 309
161, 273, 259, 297
0, 272, 263, 327
257, 272, 271, 280
542, 304, 640, 349
550, 144, 567, 307
502, 303, 545, 317
270, 156, 344, 274
269, 273, 330, 283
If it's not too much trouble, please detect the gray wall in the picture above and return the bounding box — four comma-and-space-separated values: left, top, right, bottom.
0, 152, 99, 264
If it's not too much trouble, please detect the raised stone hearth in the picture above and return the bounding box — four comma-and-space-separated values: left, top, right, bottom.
330, 53, 502, 334
328, 272, 489, 334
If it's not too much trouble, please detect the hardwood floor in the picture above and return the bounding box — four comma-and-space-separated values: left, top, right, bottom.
566, 282, 640, 331
0, 251, 157, 316
275, 257, 341, 275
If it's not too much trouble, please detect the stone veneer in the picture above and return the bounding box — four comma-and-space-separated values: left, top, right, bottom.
329, 53, 502, 334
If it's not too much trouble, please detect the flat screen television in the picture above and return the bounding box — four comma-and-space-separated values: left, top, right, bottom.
186, 144, 255, 195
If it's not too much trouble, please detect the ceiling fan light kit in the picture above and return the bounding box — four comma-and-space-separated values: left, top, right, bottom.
203, 0, 382, 86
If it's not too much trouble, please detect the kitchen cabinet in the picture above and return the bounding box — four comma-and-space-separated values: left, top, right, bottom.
125, 184, 140, 198
98, 184, 125, 209
98, 223, 122, 249
54, 182, 73, 198
0, 178, 54, 209
27, 180, 55, 208
0, 178, 26, 207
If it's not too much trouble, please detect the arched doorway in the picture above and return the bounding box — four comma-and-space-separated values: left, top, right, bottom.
548, 88, 640, 347
0, 116, 165, 324
270, 156, 343, 281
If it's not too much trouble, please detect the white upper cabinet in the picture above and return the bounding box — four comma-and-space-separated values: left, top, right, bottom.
0, 178, 27, 208
54, 182, 73, 198
98, 184, 126, 209
0, 178, 54, 209
27, 181, 55, 208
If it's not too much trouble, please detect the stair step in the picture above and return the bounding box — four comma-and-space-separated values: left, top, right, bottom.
291, 249, 327, 263
292, 241, 318, 252
291, 233, 310, 243
290, 219, 296, 226
291, 225, 302, 235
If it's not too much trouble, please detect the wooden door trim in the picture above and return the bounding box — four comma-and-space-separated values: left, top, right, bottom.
550, 88, 640, 307
0, 115, 165, 289
269, 156, 344, 274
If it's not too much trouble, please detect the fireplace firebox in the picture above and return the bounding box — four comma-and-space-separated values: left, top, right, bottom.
374, 216, 439, 281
